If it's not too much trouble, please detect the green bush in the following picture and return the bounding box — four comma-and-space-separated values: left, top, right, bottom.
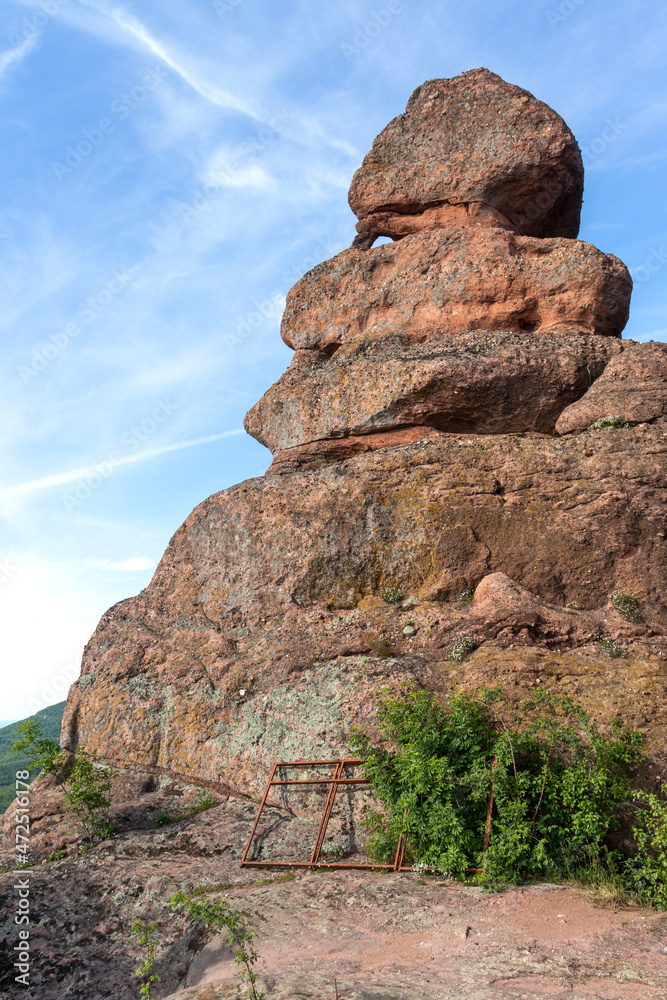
626, 786, 667, 908
453, 590, 474, 609
610, 591, 642, 624
151, 790, 218, 829
322, 843, 347, 861
447, 634, 477, 661
11, 719, 115, 844
151, 811, 173, 829
588, 415, 629, 430
380, 586, 402, 605
350, 685, 645, 890
369, 637, 394, 659
0, 703, 65, 812
180, 790, 217, 818
599, 637, 621, 659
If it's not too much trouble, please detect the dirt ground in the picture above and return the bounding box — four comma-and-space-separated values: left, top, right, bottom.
2, 796, 667, 1000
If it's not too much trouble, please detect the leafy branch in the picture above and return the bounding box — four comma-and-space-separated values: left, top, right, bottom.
170, 892, 263, 999
131, 920, 161, 1000
11, 719, 115, 844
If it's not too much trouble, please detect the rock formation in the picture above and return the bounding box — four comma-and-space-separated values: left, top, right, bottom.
2, 65, 667, 1000
348, 68, 585, 246
51, 69, 667, 813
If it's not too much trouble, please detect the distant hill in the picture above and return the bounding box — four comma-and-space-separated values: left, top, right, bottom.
0, 702, 65, 812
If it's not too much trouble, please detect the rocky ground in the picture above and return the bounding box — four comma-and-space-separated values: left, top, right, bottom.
2, 795, 667, 1000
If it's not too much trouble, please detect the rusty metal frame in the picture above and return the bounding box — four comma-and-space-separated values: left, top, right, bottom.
240, 759, 409, 870
240, 758, 494, 873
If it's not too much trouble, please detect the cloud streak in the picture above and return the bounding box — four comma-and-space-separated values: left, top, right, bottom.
0, 429, 245, 500
77, 1, 258, 117
0, 36, 37, 81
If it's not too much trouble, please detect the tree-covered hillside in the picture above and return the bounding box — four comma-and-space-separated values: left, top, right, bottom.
0, 702, 65, 812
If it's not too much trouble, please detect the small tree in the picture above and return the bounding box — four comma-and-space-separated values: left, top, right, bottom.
11, 719, 115, 843
131, 920, 162, 1000
170, 892, 262, 999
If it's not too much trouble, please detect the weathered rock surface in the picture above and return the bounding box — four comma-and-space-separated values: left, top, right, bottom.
281, 229, 632, 352
556, 340, 667, 435
245, 331, 623, 452
348, 68, 584, 244
4, 801, 667, 1000
352, 198, 521, 249
49, 426, 667, 800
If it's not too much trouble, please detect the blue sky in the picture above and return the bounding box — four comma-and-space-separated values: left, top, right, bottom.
0, 0, 665, 720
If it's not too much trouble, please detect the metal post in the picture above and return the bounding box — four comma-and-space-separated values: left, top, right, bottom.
240, 761, 278, 864
310, 760, 344, 865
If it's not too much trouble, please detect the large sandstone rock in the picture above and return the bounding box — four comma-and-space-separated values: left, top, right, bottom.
281, 229, 632, 352
556, 340, 667, 434
12, 69, 667, 1000
60, 426, 667, 794
245, 331, 623, 452
348, 68, 584, 244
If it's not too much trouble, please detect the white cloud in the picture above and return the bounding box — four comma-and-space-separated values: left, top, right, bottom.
109, 556, 154, 571
76, 1, 258, 117
620, 149, 667, 168
0, 562, 95, 717
206, 162, 274, 190
0, 36, 36, 81
87, 555, 155, 571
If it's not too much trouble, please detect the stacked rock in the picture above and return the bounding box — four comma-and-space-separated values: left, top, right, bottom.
244, 68, 633, 469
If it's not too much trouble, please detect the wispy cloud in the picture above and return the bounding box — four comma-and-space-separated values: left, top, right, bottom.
87, 555, 155, 571
0, 36, 37, 81
0, 429, 245, 501
76, 1, 258, 117
620, 149, 667, 168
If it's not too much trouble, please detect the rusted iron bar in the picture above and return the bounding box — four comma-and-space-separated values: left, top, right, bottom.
242, 758, 374, 870
241, 757, 495, 873
241, 861, 396, 869
87, 752, 249, 801
240, 761, 278, 865
310, 760, 344, 864
269, 777, 370, 786
273, 759, 364, 767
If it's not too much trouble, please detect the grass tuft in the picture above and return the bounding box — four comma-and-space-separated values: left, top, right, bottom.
588, 415, 630, 430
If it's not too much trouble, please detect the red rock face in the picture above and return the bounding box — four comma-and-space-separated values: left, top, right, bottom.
245, 331, 623, 453
348, 68, 584, 244
43, 73, 666, 869
281, 229, 632, 352
556, 341, 667, 434
58, 427, 667, 796
10, 71, 667, 1000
